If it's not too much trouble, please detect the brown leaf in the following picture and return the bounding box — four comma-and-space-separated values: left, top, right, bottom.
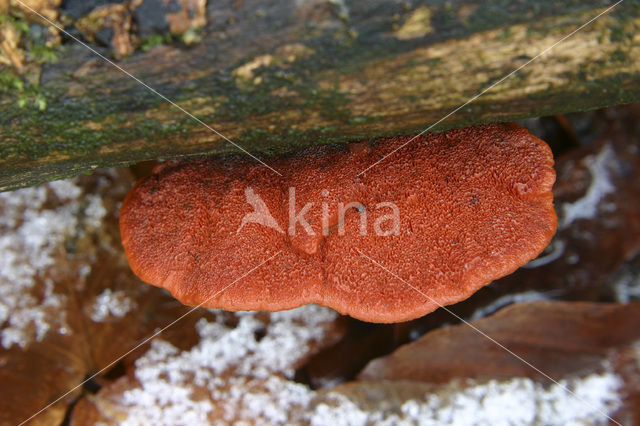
359, 301, 640, 384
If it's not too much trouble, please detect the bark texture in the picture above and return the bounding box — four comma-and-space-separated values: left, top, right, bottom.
0, 0, 639, 190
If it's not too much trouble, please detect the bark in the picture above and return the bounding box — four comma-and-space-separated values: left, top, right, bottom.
1, 0, 639, 191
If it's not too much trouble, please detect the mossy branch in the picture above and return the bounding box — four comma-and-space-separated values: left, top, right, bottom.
1, 0, 639, 191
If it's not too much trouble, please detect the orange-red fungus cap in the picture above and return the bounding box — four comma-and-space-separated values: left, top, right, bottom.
120, 123, 557, 322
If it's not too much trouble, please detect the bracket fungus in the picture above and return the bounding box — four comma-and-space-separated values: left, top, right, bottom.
120, 123, 557, 322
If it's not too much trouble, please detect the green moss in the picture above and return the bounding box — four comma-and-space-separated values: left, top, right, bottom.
0, 14, 62, 110
0, 81, 199, 162
0, 71, 24, 93
28, 42, 60, 64
140, 33, 173, 51
0, 14, 29, 33
0, 71, 48, 111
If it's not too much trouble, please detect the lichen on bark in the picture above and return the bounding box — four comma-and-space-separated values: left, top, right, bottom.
1, 0, 639, 191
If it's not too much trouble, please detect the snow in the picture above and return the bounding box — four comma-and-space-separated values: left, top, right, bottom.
0, 178, 107, 349
613, 264, 640, 303
308, 374, 622, 426
89, 289, 136, 322
560, 145, 617, 229
117, 305, 337, 425
113, 303, 624, 426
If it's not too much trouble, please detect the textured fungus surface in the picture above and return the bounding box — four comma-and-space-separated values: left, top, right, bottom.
120, 123, 557, 322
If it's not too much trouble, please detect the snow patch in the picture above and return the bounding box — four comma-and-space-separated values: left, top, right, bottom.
117, 305, 337, 425
613, 265, 640, 303
89, 289, 137, 322
0, 178, 107, 349
560, 145, 617, 229
112, 303, 623, 425
308, 373, 623, 426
